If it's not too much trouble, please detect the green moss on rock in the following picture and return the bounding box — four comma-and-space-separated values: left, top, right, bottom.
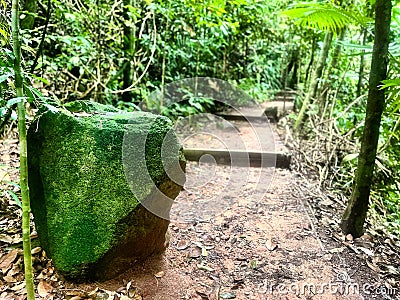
28, 101, 185, 281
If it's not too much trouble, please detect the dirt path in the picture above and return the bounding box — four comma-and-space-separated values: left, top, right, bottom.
86, 165, 389, 300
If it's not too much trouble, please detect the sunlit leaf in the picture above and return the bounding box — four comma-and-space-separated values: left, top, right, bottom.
7, 97, 27, 107
281, 3, 370, 32
6, 190, 22, 207
342, 153, 359, 163
0, 72, 12, 83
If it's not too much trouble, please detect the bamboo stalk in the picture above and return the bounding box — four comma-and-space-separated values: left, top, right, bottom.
11, 0, 35, 298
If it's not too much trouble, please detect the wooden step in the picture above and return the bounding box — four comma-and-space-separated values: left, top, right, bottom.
215, 114, 267, 122
183, 148, 291, 169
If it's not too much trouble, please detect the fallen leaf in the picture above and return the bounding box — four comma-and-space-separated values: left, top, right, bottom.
320, 199, 334, 206
3, 275, 17, 283
365, 260, 382, 273
175, 240, 190, 250
329, 247, 345, 253
197, 263, 214, 272
189, 247, 202, 258
360, 234, 373, 242
88, 287, 99, 297
12, 235, 23, 244
358, 247, 374, 256
66, 290, 87, 297
38, 281, 53, 297
346, 234, 353, 241
11, 281, 25, 291
0, 234, 13, 244
31, 247, 42, 255
0, 249, 18, 272
266, 239, 277, 251
154, 271, 165, 278
7, 264, 21, 277
378, 263, 399, 275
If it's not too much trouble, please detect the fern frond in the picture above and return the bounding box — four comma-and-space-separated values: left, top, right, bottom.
281, 3, 370, 32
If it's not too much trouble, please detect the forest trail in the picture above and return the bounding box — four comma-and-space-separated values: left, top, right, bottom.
108, 167, 377, 300
0, 94, 397, 299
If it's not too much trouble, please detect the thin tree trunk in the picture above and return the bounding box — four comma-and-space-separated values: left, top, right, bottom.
11, 0, 35, 298
294, 31, 333, 131
340, 0, 392, 237
356, 28, 367, 97
305, 35, 317, 86
319, 28, 346, 112
122, 0, 136, 102
284, 47, 300, 89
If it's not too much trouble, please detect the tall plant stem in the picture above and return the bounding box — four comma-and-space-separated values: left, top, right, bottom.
294, 31, 333, 131
11, 0, 35, 298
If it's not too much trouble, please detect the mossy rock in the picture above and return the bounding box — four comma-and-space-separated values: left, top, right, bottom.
28, 101, 185, 281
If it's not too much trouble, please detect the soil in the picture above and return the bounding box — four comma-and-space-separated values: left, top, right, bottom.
0, 112, 399, 300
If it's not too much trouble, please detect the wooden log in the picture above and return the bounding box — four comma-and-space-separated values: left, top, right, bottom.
183, 148, 291, 169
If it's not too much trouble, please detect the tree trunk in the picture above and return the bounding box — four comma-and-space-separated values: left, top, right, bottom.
340, 0, 392, 237
11, 0, 35, 299
294, 31, 333, 131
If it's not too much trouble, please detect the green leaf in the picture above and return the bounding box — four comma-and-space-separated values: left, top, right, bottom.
42, 103, 60, 113
24, 84, 35, 103
4, 180, 20, 189
7, 97, 27, 107
25, 85, 47, 103
342, 153, 359, 163
0, 73, 12, 84
380, 78, 400, 89
30, 74, 49, 85
6, 190, 22, 208
0, 27, 8, 40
